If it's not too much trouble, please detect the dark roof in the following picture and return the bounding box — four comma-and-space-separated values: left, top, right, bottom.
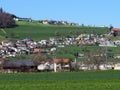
3, 60, 35, 68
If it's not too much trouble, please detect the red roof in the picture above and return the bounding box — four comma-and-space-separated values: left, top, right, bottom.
111, 28, 120, 31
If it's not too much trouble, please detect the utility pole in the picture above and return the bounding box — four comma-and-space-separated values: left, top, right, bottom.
105, 33, 109, 69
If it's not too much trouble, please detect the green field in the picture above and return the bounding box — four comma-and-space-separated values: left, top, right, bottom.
0, 21, 109, 41
0, 71, 120, 90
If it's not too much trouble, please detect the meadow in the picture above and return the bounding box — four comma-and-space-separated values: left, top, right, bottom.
0, 71, 120, 90
55, 46, 120, 61
0, 21, 109, 41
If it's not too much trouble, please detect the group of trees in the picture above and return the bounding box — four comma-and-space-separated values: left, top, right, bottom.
0, 8, 17, 28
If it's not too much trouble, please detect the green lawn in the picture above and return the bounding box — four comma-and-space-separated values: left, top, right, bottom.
0, 71, 120, 90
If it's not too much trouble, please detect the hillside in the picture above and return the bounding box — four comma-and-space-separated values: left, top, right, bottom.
0, 21, 120, 65
1, 21, 120, 61
0, 21, 109, 41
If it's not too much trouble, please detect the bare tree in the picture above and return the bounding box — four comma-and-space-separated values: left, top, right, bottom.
86, 47, 106, 70
0, 8, 16, 28
31, 54, 47, 65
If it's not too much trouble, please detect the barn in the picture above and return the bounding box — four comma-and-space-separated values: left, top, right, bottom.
3, 60, 36, 73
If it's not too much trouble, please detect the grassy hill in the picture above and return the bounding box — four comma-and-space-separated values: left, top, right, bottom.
0, 21, 109, 41
1, 21, 119, 61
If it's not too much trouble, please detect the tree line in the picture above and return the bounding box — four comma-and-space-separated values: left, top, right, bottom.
0, 8, 17, 28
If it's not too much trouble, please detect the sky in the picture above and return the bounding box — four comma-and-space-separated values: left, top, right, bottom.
0, 0, 120, 27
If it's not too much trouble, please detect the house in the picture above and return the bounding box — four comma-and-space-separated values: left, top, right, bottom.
37, 61, 54, 72
114, 40, 120, 46
42, 20, 49, 24
114, 63, 120, 70
38, 40, 47, 45
33, 48, 40, 53
113, 54, 120, 59
53, 58, 70, 72
111, 28, 120, 36
14, 17, 32, 22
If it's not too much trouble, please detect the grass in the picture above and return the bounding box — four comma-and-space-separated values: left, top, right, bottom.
0, 71, 120, 90
110, 36, 120, 41
0, 21, 109, 41
55, 46, 120, 60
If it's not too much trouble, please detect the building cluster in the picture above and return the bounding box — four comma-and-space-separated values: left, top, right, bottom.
39, 20, 78, 26
14, 17, 78, 26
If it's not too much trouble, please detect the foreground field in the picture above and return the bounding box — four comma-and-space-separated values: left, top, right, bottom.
0, 71, 120, 90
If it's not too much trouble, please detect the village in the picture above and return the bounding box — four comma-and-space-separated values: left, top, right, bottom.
0, 27, 120, 73
1, 1, 120, 90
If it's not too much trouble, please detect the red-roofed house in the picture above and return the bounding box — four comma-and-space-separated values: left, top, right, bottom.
111, 28, 120, 36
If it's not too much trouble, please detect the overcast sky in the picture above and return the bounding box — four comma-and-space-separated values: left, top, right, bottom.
1, 0, 120, 27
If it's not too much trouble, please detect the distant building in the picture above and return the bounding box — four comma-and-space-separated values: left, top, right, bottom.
14, 17, 32, 22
